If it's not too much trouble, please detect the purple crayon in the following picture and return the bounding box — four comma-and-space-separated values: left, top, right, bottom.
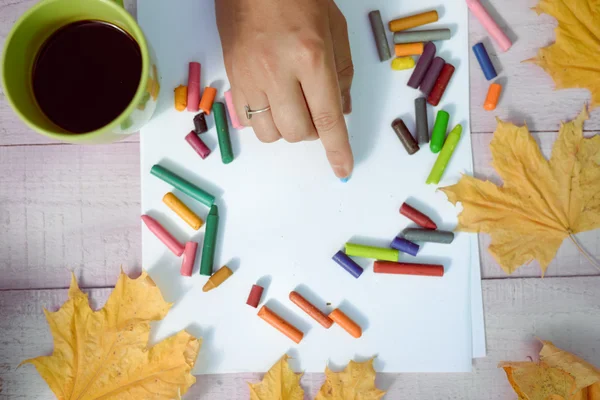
420, 57, 445, 96
407, 42, 436, 89
390, 237, 420, 257
332, 251, 364, 278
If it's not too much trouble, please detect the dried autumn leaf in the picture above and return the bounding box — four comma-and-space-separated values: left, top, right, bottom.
21, 270, 201, 399
440, 107, 600, 275
529, 0, 600, 108
249, 355, 304, 400
316, 358, 385, 400
499, 340, 600, 400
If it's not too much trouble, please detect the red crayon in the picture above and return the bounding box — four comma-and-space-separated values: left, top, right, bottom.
246, 284, 264, 308
427, 63, 455, 106
374, 261, 444, 277
141, 215, 185, 256
399, 202, 437, 230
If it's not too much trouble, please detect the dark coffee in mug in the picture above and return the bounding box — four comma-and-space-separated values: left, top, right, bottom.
32, 20, 142, 133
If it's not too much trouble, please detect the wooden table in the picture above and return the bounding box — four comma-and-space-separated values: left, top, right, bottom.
1, 0, 599, 398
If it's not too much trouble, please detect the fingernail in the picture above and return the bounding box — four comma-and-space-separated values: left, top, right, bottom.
340, 174, 351, 183
342, 92, 352, 114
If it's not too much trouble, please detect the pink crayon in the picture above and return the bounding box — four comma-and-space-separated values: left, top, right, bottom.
187, 62, 201, 112
466, 0, 512, 52
225, 90, 244, 129
180, 242, 198, 276
185, 131, 211, 159
141, 215, 185, 256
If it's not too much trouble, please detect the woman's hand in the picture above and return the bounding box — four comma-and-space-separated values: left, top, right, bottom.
216, 0, 354, 179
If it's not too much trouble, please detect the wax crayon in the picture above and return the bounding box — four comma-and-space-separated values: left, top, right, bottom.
394, 29, 451, 44
391, 118, 419, 155
369, 10, 392, 62
400, 202, 437, 229
374, 261, 444, 277
187, 62, 200, 112
193, 112, 208, 134
395, 43, 424, 57
225, 90, 244, 129
289, 291, 333, 329
174, 85, 187, 111
466, 0, 512, 52
185, 131, 211, 160
345, 243, 399, 262
150, 164, 215, 208
141, 215, 184, 256
390, 237, 420, 256
246, 284, 264, 308
199, 86, 217, 115
258, 306, 304, 344
427, 124, 463, 184
420, 57, 445, 96
332, 251, 364, 278
473, 42, 497, 80
430, 110, 449, 153
389, 10, 438, 32
214, 102, 234, 164
200, 205, 219, 276
484, 83, 502, 111
329, 309, 362, 338
180, 242, 198, 277
203, 265, 233, 292
402, 228, 454, 244
427, 63, 455, 106
391, 57, 416, 71
163, 192, 203, 230
407, 42, 436, 88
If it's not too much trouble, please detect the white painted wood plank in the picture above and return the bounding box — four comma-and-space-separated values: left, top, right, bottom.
468, 0, 600, 133
1, 0, 599, 145
1, 277, 599, 399
0, 143, 142, 290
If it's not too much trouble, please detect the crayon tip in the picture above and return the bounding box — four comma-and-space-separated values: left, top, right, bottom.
202, 281, 215, 292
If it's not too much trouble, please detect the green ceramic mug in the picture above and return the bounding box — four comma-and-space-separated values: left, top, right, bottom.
1, 0, 159, 144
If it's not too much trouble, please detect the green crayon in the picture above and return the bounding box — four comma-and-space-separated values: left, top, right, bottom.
213, 102, 234, 164
430, 110, 449, 153
426, 124, 463, 185
150, 164, 215, 208
200, 205, 219, 276
345, 243, 399, 262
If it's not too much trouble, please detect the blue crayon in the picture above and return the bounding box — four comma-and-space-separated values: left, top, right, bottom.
332, 251, 364, 278
472, 42, 497, 80
390, 237, 420, 256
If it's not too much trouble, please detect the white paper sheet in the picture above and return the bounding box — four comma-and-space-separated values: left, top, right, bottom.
139, 0, 485, 373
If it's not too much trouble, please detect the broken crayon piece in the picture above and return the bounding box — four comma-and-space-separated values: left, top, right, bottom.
203, 265, 233, 292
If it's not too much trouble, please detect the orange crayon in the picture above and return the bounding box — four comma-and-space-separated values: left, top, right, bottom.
395, 43, 424, 57
289, 291, 333, 329
329, 309, 362, 338
199, 87, 217, 115
258, 306, 304, 344
484, 83, 502, 111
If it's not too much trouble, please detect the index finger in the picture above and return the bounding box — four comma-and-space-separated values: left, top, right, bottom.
297, 40, 354, 180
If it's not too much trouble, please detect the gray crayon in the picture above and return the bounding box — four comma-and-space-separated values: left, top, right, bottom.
369, 10, 392, 62
394, 29, 451, 44
420, 57, 445, 96
414, 97, 429, 144
391, 118, 419, 155
402, 228, 454, 244
407, 42, 436, 89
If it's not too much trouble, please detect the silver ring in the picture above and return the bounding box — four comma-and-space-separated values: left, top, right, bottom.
245, 104, 271, 120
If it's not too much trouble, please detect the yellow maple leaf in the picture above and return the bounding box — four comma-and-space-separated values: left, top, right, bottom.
249, 355, 304, 400
529, 0, 600, 108
499, 340, 600, 400
20, 270, 201, 399
315, 358, 385, 400
440, 107, 600, 275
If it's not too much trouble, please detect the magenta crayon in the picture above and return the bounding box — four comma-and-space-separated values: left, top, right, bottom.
187, 62, 200, 112
407, 42, 436, 89
185, 131, 211, 159
141, 215, 185, 256
180, 242, 198, 276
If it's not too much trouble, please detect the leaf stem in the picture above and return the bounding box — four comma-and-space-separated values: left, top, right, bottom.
569, 233, 600, 273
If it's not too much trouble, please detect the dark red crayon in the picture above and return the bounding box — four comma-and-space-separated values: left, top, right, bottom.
427, 63, 455, 106
400, 202, 437, 230
374, 261, 444, 277
246, 284, 264, 308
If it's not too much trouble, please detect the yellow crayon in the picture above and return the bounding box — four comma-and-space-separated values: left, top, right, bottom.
391, 57, 415, 71
163, 192, 203, 230
203, 266, 233, 292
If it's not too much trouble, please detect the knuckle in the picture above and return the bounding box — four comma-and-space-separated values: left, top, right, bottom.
256, 132, 279, 144
296, 37, 327, 67
313, 112, 343, 134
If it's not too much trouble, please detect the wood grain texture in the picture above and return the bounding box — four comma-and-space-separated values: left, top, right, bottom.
1, 277, 598, 399
0, 143, 142, 290
1, 0, 599, 146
